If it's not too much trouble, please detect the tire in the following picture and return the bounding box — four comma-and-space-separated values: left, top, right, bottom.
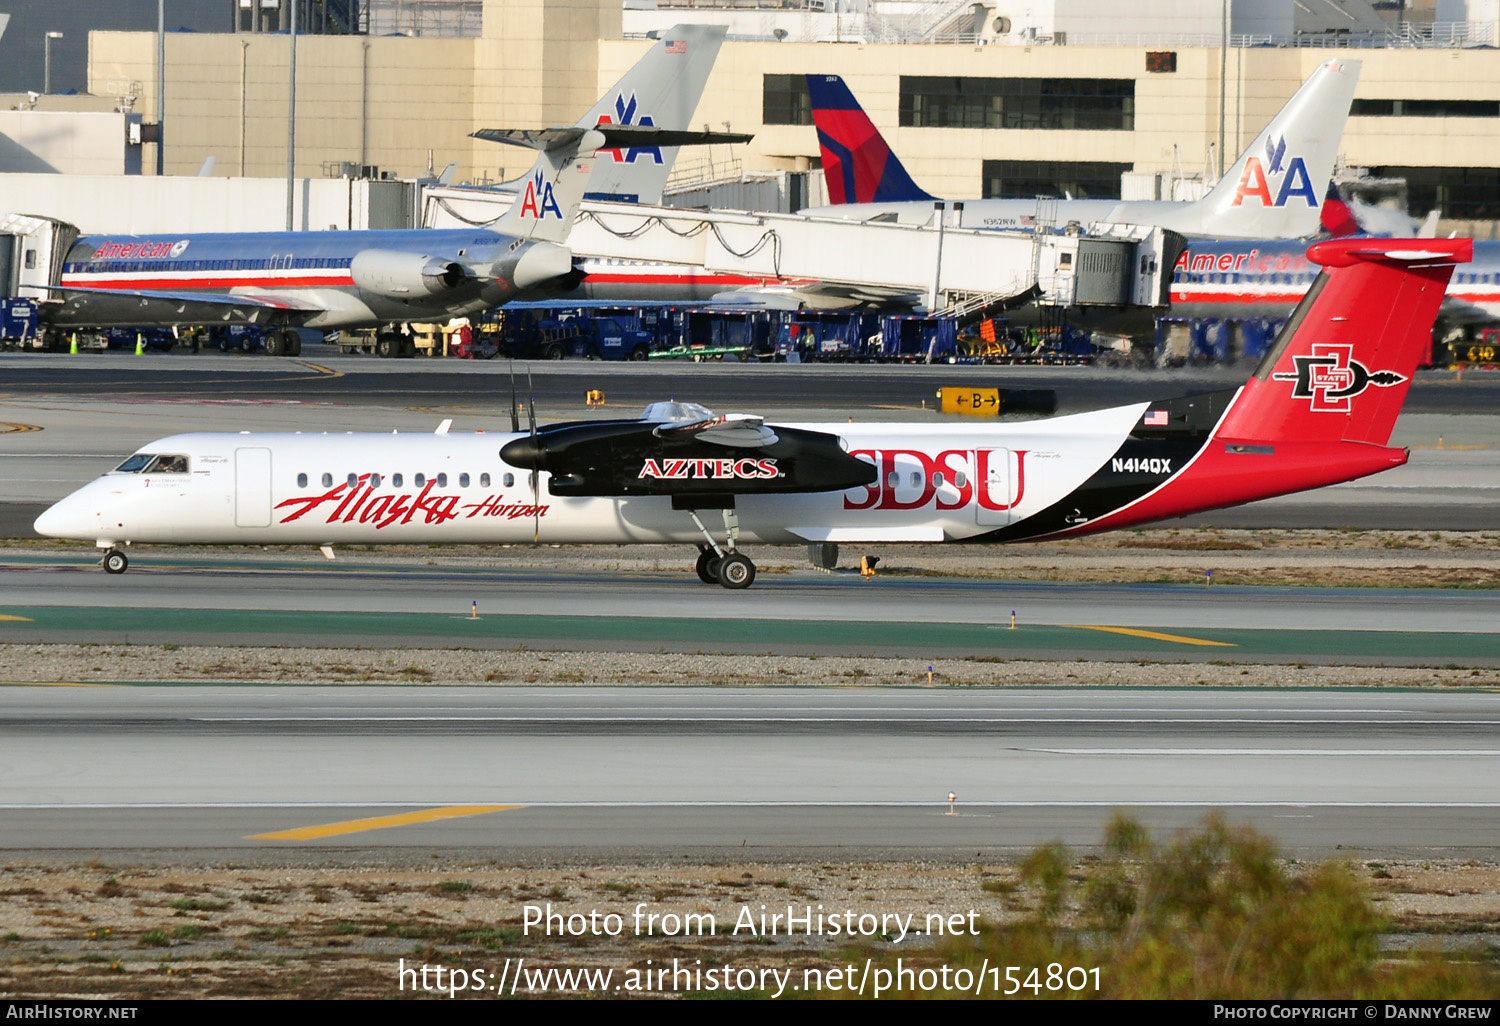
629, 346, 649, 361
400, 337, 417, 359
717, 552, 755, 590
695, 548, 720, 585
264, 332, 287, 357
375, 335, 397, 359
544, 344, 564, 360
288, 333, 303, 357
103, 550, 128, 575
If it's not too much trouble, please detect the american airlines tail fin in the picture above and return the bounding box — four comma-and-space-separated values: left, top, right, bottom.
806, 74, 935, 205
1191, 59, 1360, 239
573, 24, 726, 204
484, 129, 607, 244
1217, 238, 1469, 447
480, 125, 752, 243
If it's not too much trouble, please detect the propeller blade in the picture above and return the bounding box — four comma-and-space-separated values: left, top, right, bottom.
528, 367, 539, 544
508, 360, 519, 434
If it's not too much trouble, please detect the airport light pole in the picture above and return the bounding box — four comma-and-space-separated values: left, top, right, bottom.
43, 31, 62, 95
156, 0, 164, 175
286, 0, 298, 230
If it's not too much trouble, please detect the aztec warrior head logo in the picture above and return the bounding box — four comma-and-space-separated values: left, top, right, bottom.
1271, 343, 1406, 412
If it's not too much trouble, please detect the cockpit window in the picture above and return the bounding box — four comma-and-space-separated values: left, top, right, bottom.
143, 454, 189, 474
115, 454, 152, 473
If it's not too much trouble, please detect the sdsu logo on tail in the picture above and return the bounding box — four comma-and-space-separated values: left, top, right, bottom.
1231, 135, 1319, 209
1272, 343, 1407, 412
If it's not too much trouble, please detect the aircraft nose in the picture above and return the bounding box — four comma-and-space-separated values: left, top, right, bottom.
33, 486, 120, 541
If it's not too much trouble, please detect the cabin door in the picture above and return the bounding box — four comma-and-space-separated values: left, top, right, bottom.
234, 447, 273, 528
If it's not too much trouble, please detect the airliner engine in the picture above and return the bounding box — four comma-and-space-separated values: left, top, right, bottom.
350, 249, 468, 298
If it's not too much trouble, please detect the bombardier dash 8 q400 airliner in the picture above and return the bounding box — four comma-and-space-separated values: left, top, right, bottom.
36, 238, 1467, 587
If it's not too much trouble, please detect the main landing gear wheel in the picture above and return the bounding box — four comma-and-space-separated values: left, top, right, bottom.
716, 552, 755, 589
102, 549, 128, 575
695, 547, 721, 585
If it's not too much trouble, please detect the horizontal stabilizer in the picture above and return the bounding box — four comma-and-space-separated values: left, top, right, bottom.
473, 126, 752, 150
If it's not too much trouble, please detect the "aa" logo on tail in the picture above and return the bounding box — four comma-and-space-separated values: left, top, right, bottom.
519, 170, 562, 220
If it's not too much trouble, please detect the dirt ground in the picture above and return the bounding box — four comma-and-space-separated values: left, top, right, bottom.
1, 857, 1497, 999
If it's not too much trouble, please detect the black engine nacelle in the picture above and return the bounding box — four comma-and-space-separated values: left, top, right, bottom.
500, 421, 876, 498
350, 249, 468, 299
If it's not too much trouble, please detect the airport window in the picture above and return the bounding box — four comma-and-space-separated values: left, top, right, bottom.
437, 473, 448, 487
322, 473, 332, 487
115, 454, 152, 473
763, 74, 812, 126
392, 473, 403, 488
297, 473, 307, 488
503, 473, 514, 488
1370, 165, 1500, 220
1353, 99, 1500, 118
460, 473, 470, 488
481, 473, 491, 488
981, 159, 1131, 200
901, 77, 1133, 131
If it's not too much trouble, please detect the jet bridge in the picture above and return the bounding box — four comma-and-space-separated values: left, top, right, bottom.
423, 187, 1177, 329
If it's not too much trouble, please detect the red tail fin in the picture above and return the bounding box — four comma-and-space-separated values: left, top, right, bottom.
1216, 238, 1469, 447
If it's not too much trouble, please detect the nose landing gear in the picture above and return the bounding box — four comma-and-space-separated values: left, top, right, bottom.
101, 549, 128, 574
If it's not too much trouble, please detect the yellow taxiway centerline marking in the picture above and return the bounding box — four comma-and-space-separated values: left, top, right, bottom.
295, 361, 343, 378
1066, 625, 1237, 647
249, 804, 524, 841
0, 615, 35, 621
0, 422, 42, 433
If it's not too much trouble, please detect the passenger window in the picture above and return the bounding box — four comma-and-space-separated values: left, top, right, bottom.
933, 472, 945, 487
886, 472, 899, 488
322, 473, 332, 487
503, 473, 514, 488
297, 473, 308, 488
909, 472, 920, 487
392, 473, 403, 488
460, 473, 470, 487
347, 473, 358, 488
954, 472, 967, 488
370, 473, 382, 488
415, 473, 425, 487
437, 473, 448, 487
480, 473, 491, 488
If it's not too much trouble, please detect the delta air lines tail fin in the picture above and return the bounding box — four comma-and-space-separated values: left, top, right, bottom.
1192, 59, 1360, 239
807, 74, 935, 205
1217, 237, 1469, 447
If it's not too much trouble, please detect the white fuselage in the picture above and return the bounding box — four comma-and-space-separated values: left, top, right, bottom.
34, 410, 1151, 550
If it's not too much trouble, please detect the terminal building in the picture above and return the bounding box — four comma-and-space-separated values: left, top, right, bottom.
33, 0, 1490, 237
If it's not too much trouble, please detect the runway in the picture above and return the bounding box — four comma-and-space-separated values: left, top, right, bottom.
5, 560, 1500, 662
3, 686, 1496, 854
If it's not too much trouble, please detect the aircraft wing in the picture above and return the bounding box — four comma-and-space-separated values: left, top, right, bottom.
41, 284, 325, 327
